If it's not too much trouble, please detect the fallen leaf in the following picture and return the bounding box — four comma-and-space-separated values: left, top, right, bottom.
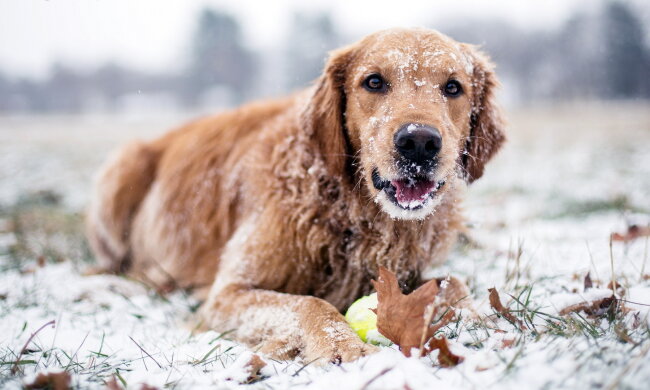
584, 272, 593, 291
225, 353, 267, 384
500, 338, 516, 349
426, 336, 464, 367
372, 267, 456, 358
606, 281, 625, 297
25, 371, 71, 390
611, 225, 650, 243
488, 288, 526, 330
559, 295, 618, 317
105, 377, 122, 390
243, 354, 267, 382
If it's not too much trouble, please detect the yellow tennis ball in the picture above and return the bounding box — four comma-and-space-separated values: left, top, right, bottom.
344, 293, 391, 346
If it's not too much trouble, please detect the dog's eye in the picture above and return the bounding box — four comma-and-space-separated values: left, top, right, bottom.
363, 74, 387, 92
443, 80, 462, 97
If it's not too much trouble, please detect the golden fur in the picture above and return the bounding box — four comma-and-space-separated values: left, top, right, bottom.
86, 28, 505, 363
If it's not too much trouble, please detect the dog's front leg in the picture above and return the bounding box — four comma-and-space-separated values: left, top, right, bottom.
197, 217, 377, 363
200, 283, 378, 364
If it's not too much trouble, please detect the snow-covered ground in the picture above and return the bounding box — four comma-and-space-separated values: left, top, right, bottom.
1, 103, 649, 389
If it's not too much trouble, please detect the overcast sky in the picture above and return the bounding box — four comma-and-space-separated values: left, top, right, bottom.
0, 0, 642, 79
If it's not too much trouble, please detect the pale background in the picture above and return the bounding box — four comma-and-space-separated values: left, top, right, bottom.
1, 0, 649, 114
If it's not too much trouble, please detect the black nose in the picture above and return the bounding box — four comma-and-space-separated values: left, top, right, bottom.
394, 123, 442, 164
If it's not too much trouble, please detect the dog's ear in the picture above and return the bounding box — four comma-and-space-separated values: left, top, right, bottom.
461, 46, 506, 183
301, 45, 355, 177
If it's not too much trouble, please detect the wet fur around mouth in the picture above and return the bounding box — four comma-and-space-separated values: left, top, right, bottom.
371, 168, 446, 211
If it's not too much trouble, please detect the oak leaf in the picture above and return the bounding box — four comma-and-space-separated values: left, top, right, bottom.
372, 267, 459, 364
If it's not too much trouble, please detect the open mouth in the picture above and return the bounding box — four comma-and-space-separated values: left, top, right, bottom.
372, 168, 445, 210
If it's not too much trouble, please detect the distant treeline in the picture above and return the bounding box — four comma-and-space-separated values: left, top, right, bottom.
0, 1, 648, 113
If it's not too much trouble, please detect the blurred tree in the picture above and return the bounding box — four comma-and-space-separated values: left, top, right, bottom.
185, 8, 256, 105
554, 11, 608, 100
43, 63, 86, 113
0, 72, 10, 111
285, 12, 339, 91
1, 2, 648, 113
438, 1, 649, 103
602, 1, 647, 98
91, 63, 130, 110
439, 20, 553, 102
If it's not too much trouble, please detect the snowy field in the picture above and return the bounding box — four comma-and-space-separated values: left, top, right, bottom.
0, 102, 649, 389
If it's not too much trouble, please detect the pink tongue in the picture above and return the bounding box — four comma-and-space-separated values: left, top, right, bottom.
392, 179, 436, 204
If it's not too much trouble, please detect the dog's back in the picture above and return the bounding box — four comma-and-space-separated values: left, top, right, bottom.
86, 96, 295, 293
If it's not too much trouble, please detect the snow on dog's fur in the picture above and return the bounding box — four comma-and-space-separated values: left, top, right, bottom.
86, 28, 505, 363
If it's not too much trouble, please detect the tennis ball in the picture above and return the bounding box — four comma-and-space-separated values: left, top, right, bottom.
344, 292, 391, 346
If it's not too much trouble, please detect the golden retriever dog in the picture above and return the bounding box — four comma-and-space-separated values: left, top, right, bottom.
86, 28, 505, 363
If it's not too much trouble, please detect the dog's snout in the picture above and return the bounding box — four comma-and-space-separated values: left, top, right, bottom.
394, 124, 442, 164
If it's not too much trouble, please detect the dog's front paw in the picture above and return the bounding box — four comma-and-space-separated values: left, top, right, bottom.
304, 332, 380, 364
257, 332, 379, 364
324, 340, 380, 364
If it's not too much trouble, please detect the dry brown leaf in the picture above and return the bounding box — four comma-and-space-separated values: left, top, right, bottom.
559, 295, 618, 317
244, 354, 267, 382
225, 353, 267, 384
139, 385, 160, 390
426, 336, 464, 367
372, 267, 457, 358
25, 371, 71, 390
500, 338, 516, 349
584, 272, 593, 291
105, 377, 122, 390
611, 225, 650, 243
606, 281, 626, 297
488, 288, 526, 330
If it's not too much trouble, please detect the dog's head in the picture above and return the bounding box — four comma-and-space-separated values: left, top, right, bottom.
302, 28, 505, 220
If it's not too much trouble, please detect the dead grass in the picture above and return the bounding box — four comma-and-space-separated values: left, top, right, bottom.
0, 190, 91, 271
